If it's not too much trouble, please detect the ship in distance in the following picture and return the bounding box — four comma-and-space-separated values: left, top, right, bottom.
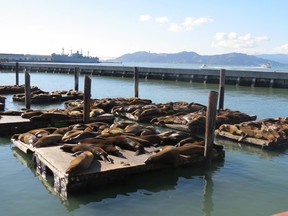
51, 50, 99, 63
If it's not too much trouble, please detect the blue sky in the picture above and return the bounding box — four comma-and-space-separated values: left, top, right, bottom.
1, 0, 288, 59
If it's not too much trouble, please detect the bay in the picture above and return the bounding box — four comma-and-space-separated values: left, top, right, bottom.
1, 68, 288, 216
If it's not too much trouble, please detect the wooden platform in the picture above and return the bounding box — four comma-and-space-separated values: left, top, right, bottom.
12, 138, 225, 200
215, 130, 272, 149
0, 113, 114, 136
0, 115, 47, 136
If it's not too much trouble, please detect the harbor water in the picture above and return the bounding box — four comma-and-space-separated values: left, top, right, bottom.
1, 68, 288, 216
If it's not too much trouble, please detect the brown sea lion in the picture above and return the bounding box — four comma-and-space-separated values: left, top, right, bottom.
28, 129, 50, 138
176, 144, 204, 157
33, 134, 63, 148
78, 139, 120, 156
80, 135, 145, 155
61, 143, 113, 163
106, 135, 145, 155
53, 127, 70, 135
175, 136, 204, 147
65, 151, 94, 175
160, 131, 191, 146
125, 134, 161, 147
145, 145, 179, 166
18, 133, 37, 145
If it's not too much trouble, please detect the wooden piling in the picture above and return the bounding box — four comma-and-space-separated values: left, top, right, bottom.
204, 91, 218, 168
83, 75, 91, 123
24, 69, 31, 109
74, 67, 79, 91
218, 69, 225, 110
134, 67, 139, 98
15, 62, 19, 85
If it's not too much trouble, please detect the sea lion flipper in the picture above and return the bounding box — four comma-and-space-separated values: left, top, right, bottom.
72, 151, 84, 157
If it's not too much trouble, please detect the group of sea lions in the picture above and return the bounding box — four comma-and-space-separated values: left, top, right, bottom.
13, 120, 224, 175
113, 101, 206, 121
217, 117, 288, 143
0, 84, 39, 94
152, 108, 254, 134
13, 89, 83, 104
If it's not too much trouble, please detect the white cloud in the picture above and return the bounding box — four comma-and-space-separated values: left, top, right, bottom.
212, 32, 269, 51
139, 15, 151, 21
275, 44, 288, 53
168, 23, 182, 32
155, 16, 169, 23
183, 17, 213, 30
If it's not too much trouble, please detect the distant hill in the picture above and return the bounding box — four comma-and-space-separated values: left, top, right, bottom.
113, 51, 285, 66
255, 54, 288, 64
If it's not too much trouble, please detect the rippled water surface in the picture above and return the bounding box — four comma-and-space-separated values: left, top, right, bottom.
1, 70, 288, 216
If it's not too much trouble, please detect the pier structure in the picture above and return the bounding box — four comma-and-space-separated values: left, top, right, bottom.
1, 62, 288, 88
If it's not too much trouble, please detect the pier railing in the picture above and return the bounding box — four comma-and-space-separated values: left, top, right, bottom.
1, 62, 288, 88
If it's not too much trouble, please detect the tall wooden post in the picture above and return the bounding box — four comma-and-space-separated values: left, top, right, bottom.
204, 91, 218, 168
134, 67, 139, 98
74, 67, 79, 91
24, 69, 31, 109
218, 69, 225, 110
15, 62, 19, 85
83, 75, 91, 123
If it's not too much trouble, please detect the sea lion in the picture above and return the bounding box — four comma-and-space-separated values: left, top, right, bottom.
28, 128, 50, 138
145, 145, 179, 166
80, 135, 145, 155
175, 136, 204, 147
65, 151, 94, 175
176, 144, 204, 157
125, 134, 161, 147
78, 139, 120, 156
61, 143, 113, 163
18, 133, 37, 145
160, 131, 191, 146
53, 127, 70, 135
33, 134, 63, 148
21, 110, 44, 119
106, 135, 145, 155
62, 130, 97, 143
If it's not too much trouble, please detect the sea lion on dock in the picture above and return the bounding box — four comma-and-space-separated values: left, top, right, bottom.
62, 130, 98, 143
65, 151, 94, 175
61, 143, 113, 163
33, 134, 63, 148
77, 139, 120, 156
18, 133, 37, 145
28, 128, 50, 138
109, 135, 145, 155
125, 134, 161, 147
145, 145, 180, 166
176, 144, 204, 157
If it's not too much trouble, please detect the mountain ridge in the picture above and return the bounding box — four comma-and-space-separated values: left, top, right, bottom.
113, 51, 287, 66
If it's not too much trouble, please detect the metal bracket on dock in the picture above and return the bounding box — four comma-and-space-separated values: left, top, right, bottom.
190, 75, 194, 83
251, 78, 256, 87
203, 75, 208, 84
54, 174, 68, 200
35, 153, 47, 180
236, 77, 241, 86
270, 79, 274, 88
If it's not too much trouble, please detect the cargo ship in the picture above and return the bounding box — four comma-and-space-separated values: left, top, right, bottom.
51, 50, 99, 63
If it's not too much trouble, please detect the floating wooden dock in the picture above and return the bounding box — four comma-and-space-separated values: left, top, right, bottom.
12, 137, 225, 200
215, 117, 288, 150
